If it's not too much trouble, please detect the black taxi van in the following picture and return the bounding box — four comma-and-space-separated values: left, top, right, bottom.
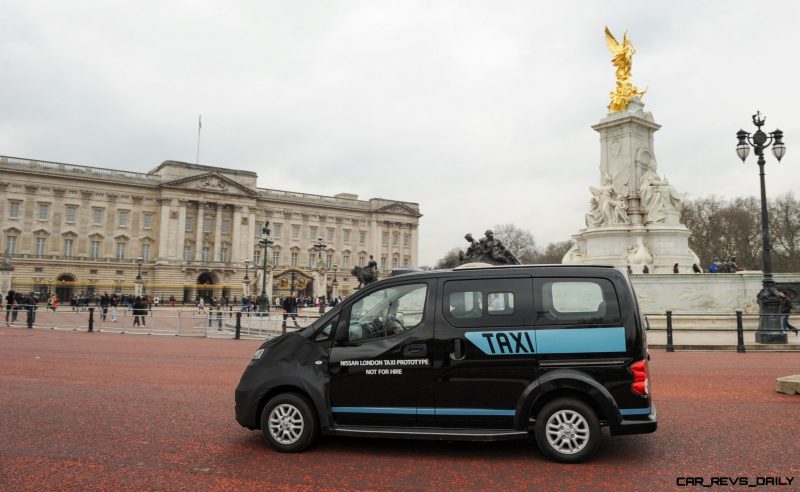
235, 264, 656, 463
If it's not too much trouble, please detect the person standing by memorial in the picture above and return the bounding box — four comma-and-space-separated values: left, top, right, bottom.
779, 292, 799, 335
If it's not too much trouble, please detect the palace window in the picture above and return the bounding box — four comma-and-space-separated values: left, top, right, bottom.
272, 251, 280, 267
183, 245, 192, 261
141, 243, 151, 261
220, 247, 229, 263
93, 209, 103, 225
343, 229, 351, 243
292, 225, 300, 240
404, 234, 410, 247
382, 232, 388, 246
221, 218, 230, 234
253, 251, 261, 266
66, 206, 77, 223
118, 210, 129, 227
392, 256, 398, 269
6, 236, 17, 254
392, 233, 399, 246
203, 217, 212, 233
359, 231, 367, 244
273, 224, 282, 238
185, 217, 193, 232
326, 228, 334, 241
291, 252, 298, 266
202, 247, 210, 262
35, 238, 47, 256
308, 253, 315, 268
343, 255, 350, 269
64, 239, 73, 257
116, 242, 126, 260
143, 213, 153, 229
380, 256, 387, 271
309, 226, 318, 240
8, 201, 20, 219
38, 203, 49, 220
326, 254, 333, 269
403, 256, 410, 267
91, 241, 101, 258
359, 255, 365, 267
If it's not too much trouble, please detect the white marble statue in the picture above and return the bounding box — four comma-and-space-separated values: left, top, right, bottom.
586, 170, 629, 227
638, 161, 682, 224
626, 238, 653, 269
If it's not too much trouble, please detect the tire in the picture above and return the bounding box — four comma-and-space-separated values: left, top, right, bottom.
260, 393, 318, 452
534, 397, 601, 463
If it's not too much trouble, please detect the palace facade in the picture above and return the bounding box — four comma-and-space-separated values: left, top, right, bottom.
0, 155, 421, 302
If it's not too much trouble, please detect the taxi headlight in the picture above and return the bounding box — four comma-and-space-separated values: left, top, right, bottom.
252, 348, 266, 360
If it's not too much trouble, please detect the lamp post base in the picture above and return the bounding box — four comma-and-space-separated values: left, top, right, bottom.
756, 286, 788, 344
258, 295, 268, 315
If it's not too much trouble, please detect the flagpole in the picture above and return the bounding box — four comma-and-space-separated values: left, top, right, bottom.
196, 115, 202, 164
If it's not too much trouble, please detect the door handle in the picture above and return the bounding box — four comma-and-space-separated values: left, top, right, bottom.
403, 343, 427, 356
450, 339, 466, 360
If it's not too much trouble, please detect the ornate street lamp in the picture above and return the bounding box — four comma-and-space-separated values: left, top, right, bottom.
332, 263, 339, 299
736, 111, 787, 343
259, 222, 273, 313
243, 259, 250, 297
313, 236, 327, 267
135, 256, 144, 296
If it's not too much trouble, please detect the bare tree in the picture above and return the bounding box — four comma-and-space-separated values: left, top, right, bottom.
434, 247, 462, 269
492, 224, 537, 263
533, 241, 575, 264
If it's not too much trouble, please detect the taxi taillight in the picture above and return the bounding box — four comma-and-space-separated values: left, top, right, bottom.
630, 360, 649, 396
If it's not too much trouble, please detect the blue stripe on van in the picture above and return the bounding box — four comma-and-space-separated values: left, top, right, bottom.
464, 326, 626, 355
331, 407, 514, 416
619, 407, 651, 416
536, 327, 626, 354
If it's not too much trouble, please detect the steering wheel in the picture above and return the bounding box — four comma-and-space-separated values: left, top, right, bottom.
385, 314, 404, 335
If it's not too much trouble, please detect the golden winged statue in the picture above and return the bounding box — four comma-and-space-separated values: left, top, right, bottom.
605, 26, 646, 113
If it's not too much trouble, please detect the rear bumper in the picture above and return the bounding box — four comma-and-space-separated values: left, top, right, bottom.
611, 403, 657, 436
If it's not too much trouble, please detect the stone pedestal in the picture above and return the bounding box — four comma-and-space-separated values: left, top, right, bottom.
563, 99, 699, 273
313, 269, 327, 298
776, 375, 800, 395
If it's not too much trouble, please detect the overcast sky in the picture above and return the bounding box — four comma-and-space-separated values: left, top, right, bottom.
2, 1, 799, 265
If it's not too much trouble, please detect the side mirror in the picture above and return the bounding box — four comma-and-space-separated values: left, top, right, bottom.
334, 318, 349, 345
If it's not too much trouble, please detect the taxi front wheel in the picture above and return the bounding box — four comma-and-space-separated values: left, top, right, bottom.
261, 393, 318, 452
534, 397, 600, 463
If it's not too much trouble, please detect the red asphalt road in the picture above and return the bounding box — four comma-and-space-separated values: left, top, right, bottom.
0, 328, 798, 491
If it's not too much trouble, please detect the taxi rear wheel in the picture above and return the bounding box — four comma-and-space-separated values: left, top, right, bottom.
534, 397, 600, 463
261, 393, 318, 452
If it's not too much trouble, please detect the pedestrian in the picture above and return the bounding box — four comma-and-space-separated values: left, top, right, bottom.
672, 263, 679, 274
692, 263, 702, 273
25, 292, 37, 328
197, 297, 205, 313
709, 258, 720, 273
282, 292, 300, 329
779, 291, 799, 336
132, 296, 147, 327
100, 293, 110, 321
169, 295, 175, 308
5, 290, 15, 326
626, 265, 632, 275
642, 265, 649, 274
318, 296, 326, 314
153, 295, 160, 310
110, 294, 118, 322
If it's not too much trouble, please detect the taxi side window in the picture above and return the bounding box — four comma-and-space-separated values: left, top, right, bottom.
443, 278, 528, 328
345, 283, 427, 343
314, 316, 338, 343
534, 278, 621, 327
